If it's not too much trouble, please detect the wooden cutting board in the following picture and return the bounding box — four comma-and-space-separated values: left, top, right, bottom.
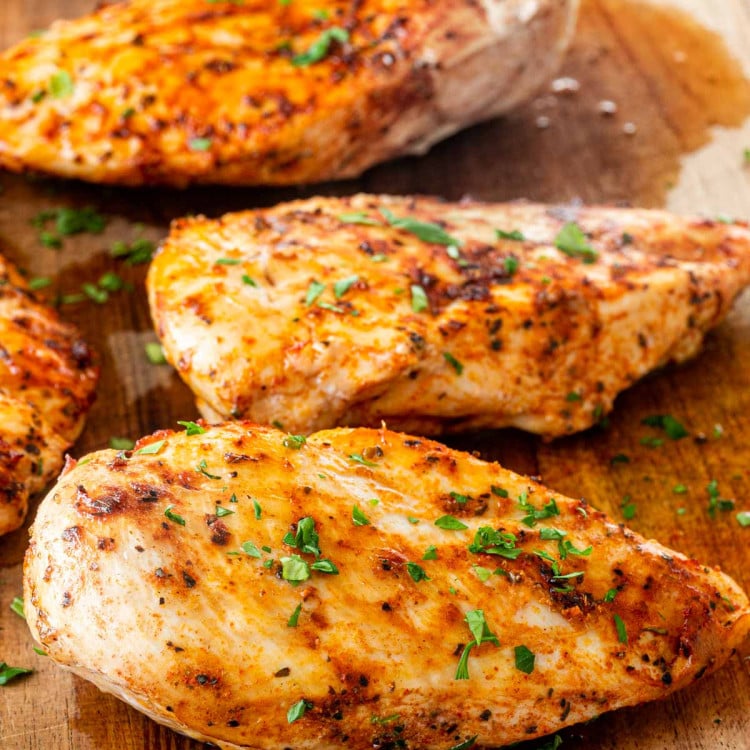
1, 1, 749, 748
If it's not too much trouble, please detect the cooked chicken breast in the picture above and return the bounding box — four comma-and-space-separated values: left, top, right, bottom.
24, 421, 750, 749
147, 195, 750, 438
0, 253, 98, 536
0, 0, 577, 186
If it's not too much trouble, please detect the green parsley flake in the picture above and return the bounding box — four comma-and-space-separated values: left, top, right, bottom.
215, 505, 234, 517
514, 644, 535, 674
287, 603, 302, 627
673, 484, 688, 495
491, 486, 509, 498
613, 613, 628, 643
349, 452, 377, 467
145, 342, 167, 365
566, 391, 582, 402
504, 256, 519, 276
164, 505, 186, 526
28, 277, 52, 291
241, 541, 262, 558
196, 459, 221, 480
736, 511, 750, 528
554, 222, 598, 263
135, 439, 165, 455
448, 737, 479, 750
287, 698, 313, 723
281, 554, 311, 583
109, 436, 134, 451
177, 420, 206, 435
242, 274, 258, 287
338, 211, 381, 226
380, 207, 461, 247
283, 434, 306, 450
407, 516, 420, 524
603, 588, 618, 602
455, 609, 500, 680
422, 545, 438, 560
352, 505, 370, 526
443, 351, 464, 375
305, 280, 326, 306
333, 275, 359, 299
189, 137, 212, 151
310, 559, 339, 574
707, 479, 734, 518
472, 565, 492, 582
620, 496, 637, 520
641, 414, 689, 440
0, 663, 32, 686
216, 257, 241, 265
292, 27, 349, 66
10, 597, 24, 619
110, 237, 156, 265
495, 229, 525, 241
610, 453, 630, 465
434, 515, 469, 530
406, 562, 430, 582
469, 526, 521, 559
410, 284, 429, 313
49, 70, 73, 98
253, 500, 262, 519
639, 436, 664, 448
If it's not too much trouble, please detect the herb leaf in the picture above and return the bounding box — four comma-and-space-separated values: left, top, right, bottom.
443, 351, 464, 375
177, 420, 206, 436
283, 434, 306, 450
406, 562, 430, 582
164, 505, 186, 526
241, 541, 262, 558
0, 663, 33, 686
349, 452, 377, 467
333, 274, 359, 299
287, 698, 313, 723
514, 644, 535, 674
641, 414, 689, 440
434, 515, 469, 531
10, 597, 24, 619
49, 70, 73, 98
305, 281, 326, 306
495, 229, 525, 241
554, 222, 598, 263
135, 439, 165, 455
380, 207, 461, 247
410, 284, 429, 313
292, 27, 349, 66
287, 603, 302, 627
352, 505, 370, 526
338, 211, 381, 226
613, 613, 628, 643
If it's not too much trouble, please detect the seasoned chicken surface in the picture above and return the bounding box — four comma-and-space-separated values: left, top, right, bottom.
0, 253, 98, 536
24, 422, 750, 749
148, 195, 750, 437
0, 0, 577, 187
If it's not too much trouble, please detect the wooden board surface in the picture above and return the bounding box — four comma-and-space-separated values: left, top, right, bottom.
1, 0, 750, 748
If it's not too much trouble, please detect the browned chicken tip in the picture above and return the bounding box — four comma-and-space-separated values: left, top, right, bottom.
0, 253, 98, 536
0, 0, 578, 186
147, 194, 750, 438
24, 421, 750, 749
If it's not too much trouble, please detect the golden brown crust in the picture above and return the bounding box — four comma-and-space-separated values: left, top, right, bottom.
0, 254, 98, 536
0, 0, 577, 186
24, 421, 750, 749
147, 194, 750, 437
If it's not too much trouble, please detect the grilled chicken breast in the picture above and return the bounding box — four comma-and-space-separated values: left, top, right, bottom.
0, 0, 577, 187
0, 253, 98, 536
148, 195, 750, 438
24, 421, 750, 749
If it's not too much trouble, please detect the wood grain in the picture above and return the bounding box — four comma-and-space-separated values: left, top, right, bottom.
1, 1, 749, 749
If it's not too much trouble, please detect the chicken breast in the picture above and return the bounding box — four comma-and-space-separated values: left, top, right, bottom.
0, 253, 98, 536
0, 0, 577, 187
147, 194, 750, 438
24, 421, 750, 749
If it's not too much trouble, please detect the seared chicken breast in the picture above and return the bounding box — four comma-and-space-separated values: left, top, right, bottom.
0, 253, 98, 536
0, 0, 577, 186
24, 421, 750, 749
148, 195, 750, 437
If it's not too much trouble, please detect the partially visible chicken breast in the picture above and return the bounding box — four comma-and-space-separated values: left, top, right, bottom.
147, 195, 750, 437
24, 422, 750, 749
0, 0, 577, 186
0, 254, 98, 536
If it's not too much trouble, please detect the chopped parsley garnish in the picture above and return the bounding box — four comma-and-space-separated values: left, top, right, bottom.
242, 274, 258, 287
196, 459, 221, 480
28, 277, 52, 291
333, 274, 359, 299
287, 698, 313, 723
215, 505, 234, 517
603, 588, 618, 602
310, 559, 339, 574
673, 484, 688, 495
49, 70, 74, 98
538, 736, 563, 750
292, 26, 349, 66
10, 597, 24, 619
0, 663, 32, 686
98, 271, 125, 292
641, 414, 689, 440
371, 713, 401, 725
32, 206, 106, 248
410, 284, 429, 313
707, 479, 734, 518
283, 434, 306, 450
449, 491, 469, 504
495, 229, 525, 241
491, 486, 509, 498
610, 453, 630, 465
443, 351, 464, 375
639, 436, 664, 448
566, 391, 582, 402
613, 613, 628, 644
406, 562, 430, 582
241, 541, 262, 558
422, 545, 438, 560
287, 603, 302, 627
81, 282, 108, 304
468, 527, 521, 559
253, 500, 262, 519
434, 515, 469, 530
283, 516, 321, 556
407, 516, 420, 524
518, 496, 559, 528
188, 137, 212, 151
380, 207, 461, 247
109, 437, 134, 450
472, 565, 491, 582
449, 737, 479, 750
338, 211, 381, 226
514, 644, 535, 674
216, 257, 241, 266
281, 554, 311, 583
305, 280, 326, 306
135, 439, 165, 455
736, 511, 750, 528
620, 496, 636, 520
110, 237, 156, 265
455, 609, 499, 680
164, 505, 186, 526
554, 222, 598, 263
145, 342, 167, 365
349, 452, 377, 467
177, 420, 206, 435
352, 505, 370, 526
